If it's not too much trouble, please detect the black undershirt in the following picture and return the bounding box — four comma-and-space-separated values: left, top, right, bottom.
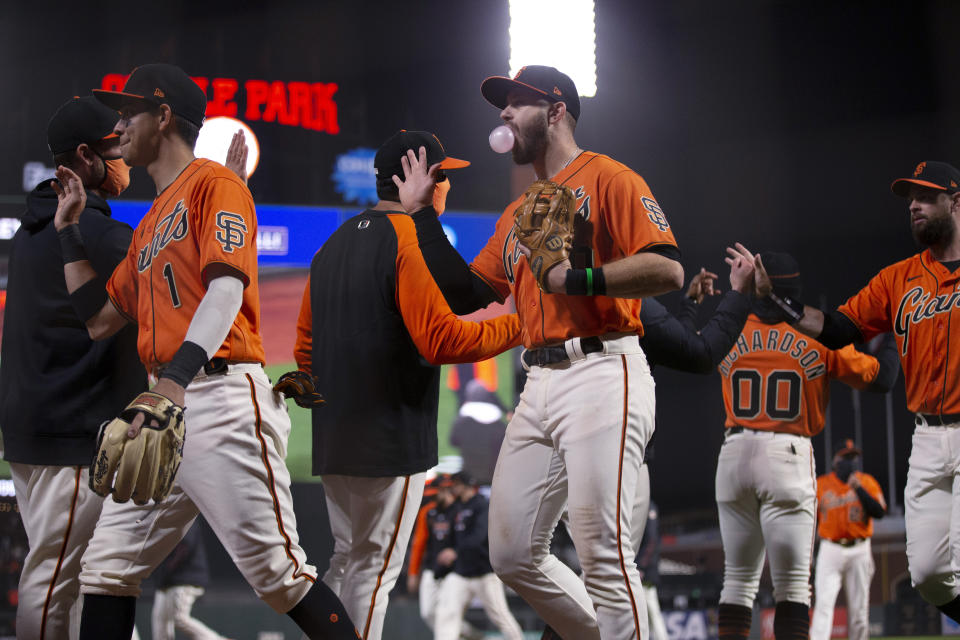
941, 259, 960, 272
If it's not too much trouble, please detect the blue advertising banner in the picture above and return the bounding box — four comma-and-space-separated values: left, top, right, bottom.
108, 201, 498, 268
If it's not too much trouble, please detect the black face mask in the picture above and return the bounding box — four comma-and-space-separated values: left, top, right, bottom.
835, 457, 861, 483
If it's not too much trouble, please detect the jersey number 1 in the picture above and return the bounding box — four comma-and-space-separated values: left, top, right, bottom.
162, 263, 182, 308
731, 369, 801, 420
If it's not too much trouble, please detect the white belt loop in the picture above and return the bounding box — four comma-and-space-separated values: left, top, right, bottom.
915, 414, 929, 428
564, 337, 586, 362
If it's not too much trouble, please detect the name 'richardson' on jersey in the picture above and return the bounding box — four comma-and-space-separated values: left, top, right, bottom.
719, 327, 825, 380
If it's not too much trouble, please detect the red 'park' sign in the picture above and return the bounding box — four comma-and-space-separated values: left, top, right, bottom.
99, 74, 339, 134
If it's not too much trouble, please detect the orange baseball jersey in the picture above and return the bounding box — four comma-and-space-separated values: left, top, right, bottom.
718, 315, 880, 436
407, 499, 435, 578
838, 250, 960, 414
470, 152, 678, 348
107, 159, 264, 369
817, 471, 885, 540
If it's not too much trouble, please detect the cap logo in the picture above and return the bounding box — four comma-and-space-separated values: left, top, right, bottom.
914, 162, 926, 177
154, 88, 165, 98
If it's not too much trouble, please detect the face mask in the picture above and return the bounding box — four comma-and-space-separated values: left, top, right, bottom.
433, 178, 450, 216
98, 155, 131, 196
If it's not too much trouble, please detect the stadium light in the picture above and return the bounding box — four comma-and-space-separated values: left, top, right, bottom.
194, 116, 261, 178
508, 0, 597, 97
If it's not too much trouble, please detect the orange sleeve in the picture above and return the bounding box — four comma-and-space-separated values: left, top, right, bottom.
838, 269, 894, 341
467, 209, 515, 301
602, 170, 678, 257
392, 217, 521, 365
407, 502, 433, 577
859, 473, 886, 510
105, 238, 140, 322
195, 175, 258, 288
294, 275, 312, 373
827, 344, 880, 390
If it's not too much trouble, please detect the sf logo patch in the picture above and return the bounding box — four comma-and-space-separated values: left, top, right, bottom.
215, 212, 248, 253
643, 197, 669, 232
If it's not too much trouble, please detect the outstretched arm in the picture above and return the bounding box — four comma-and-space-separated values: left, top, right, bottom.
52, 166, 129, 340
394, 146, 500, 314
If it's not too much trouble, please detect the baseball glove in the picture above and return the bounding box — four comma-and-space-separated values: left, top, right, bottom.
90, 392, 185, 505
513, 180, 577, 291
273, 370, 326, 408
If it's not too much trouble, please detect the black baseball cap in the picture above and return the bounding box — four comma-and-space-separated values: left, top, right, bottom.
834, 439, 862, 458
891, 161, 960, 197
374, 130, 470, 179
481, 65, 581, 121
93, 63, 206, 128
759, 251, 801, 298
47, 96, 119, 154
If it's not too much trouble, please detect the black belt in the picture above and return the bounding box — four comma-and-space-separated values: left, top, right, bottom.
830, 538, 867, 547
203, 357, 230, 375
727, 426, 746, 435
522, 336, 604, 367
917, 413, 960, 426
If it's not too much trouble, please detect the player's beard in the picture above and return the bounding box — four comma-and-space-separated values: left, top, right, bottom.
511, 113, 548, 165
912, 211, 956, 249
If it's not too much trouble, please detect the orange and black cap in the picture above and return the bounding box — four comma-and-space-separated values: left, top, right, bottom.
834, 439, 862, 458
47, 96, 120, 154
93, 63, 206, 128
481, 65, 581, 121
759, 251, 801, 299
891, 161, 960, 197
374, 130, 470, 179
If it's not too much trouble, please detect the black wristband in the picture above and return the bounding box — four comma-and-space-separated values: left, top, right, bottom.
160, 341, 209, 387
564, 268, 607, 296
768, 292, 805, 324
58, 224, 88, 263
69, 279, 108, 322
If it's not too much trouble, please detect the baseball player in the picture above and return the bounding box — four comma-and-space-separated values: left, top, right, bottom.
51, 63, 357, 640
434, 472, 524, 640
407, 475, 485, 638
287, 130, 520, 640
149, 519, 233, 640
394, 65, 684, 639
810, 440, 886, 640
0, 96, 145, 640
714, 252, 898, 640
779, 160, 960, 621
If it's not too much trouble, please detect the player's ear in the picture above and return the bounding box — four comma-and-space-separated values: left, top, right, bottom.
75, 143, 97, 169
157, 104, 173, 132
548, 101, 567, 126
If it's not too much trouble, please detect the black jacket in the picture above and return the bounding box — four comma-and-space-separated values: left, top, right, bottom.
451, 493, 492, 578
0, 182, 146, 465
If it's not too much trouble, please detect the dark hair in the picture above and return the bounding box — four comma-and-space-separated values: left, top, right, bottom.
52, 149, 79, 171
174, 115, 200, 148
451, 471, 475, 487
376, 176, 400, 202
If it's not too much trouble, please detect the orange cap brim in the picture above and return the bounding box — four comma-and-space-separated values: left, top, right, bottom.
439, 156, 470, 170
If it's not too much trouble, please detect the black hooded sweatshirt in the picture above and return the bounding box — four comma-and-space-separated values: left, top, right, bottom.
0, 181, 146, 465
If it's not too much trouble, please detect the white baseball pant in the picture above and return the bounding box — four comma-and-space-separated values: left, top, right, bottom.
417, 570, 485, 639
643, 585, 668, 640
810, 538, 874, 640
80, 365, 317, 614
434, 572, 524, 640
489, 334, 654, 640
904, 418, 960, 606
10, 464, 104, 640
151, 585, 229, 640
320, 472, 425, 640
716, 429, 816, 607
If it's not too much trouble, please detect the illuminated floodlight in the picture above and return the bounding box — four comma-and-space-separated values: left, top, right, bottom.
194, 116, 261, 178
508, 0, 597, 97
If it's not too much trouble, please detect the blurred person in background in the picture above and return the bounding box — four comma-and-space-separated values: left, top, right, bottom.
810, 440, 886, 640
450, 380, 509, 487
